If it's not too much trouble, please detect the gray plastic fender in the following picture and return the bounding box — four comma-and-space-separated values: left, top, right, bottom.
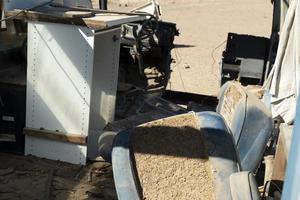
112, 129, 140, 200
196, 112, 240, 200
217, 82, 273, 171
230, 171, 261, 200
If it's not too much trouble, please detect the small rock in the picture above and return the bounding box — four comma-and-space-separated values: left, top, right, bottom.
0, 177, 8, 184
0, 193, 18, 200
15, 170, 27, 175
0, 168, 14, 176
184, 63, 191, 69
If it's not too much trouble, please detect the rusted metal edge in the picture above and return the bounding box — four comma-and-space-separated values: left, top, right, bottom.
23, 127, 87, 145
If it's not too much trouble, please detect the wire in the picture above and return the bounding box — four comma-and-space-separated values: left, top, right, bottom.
0, 0, 54, 22
177, 65, 187, 92
170, 48, 186, 91
210, 39, 227, 80
211, 39, 226, 68
172, 48, 182, 69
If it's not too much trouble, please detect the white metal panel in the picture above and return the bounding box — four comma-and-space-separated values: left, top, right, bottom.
25, 21, 122, 163
25, 22, 95, 164
26, 21, 122, 163
26, 135, 87, 165
26, 21, 94, 133
87, 28, 121, 159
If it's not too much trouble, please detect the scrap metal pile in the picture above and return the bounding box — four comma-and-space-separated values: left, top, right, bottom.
1, 0, 298, 199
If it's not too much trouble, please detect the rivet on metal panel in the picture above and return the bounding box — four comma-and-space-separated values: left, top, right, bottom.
30, 142, 34, 154
112, 35, 119, 42
31, 30, 38, 128
81, 44, 90, 134
107, 39, 118, 117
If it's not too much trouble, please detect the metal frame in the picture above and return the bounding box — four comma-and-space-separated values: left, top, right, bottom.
25, 21, 120, 164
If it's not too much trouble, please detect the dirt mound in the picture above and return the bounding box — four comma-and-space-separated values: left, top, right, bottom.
132, 113, 215, 200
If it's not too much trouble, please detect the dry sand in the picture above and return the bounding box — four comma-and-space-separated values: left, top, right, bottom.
132, 113, 215, 200
162, 0, 273, 96
218, 83, 244, 127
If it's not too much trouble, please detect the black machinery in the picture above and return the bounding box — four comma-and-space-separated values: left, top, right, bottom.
220, 33, 270, 86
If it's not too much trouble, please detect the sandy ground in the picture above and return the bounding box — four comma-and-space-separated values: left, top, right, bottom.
0, 153, 117, 200
108, 0, 272, 96
160, 0, 273, 96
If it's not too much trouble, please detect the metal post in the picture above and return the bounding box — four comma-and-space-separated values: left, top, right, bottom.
100, 0, 107, 10
282, 94, 300, 200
